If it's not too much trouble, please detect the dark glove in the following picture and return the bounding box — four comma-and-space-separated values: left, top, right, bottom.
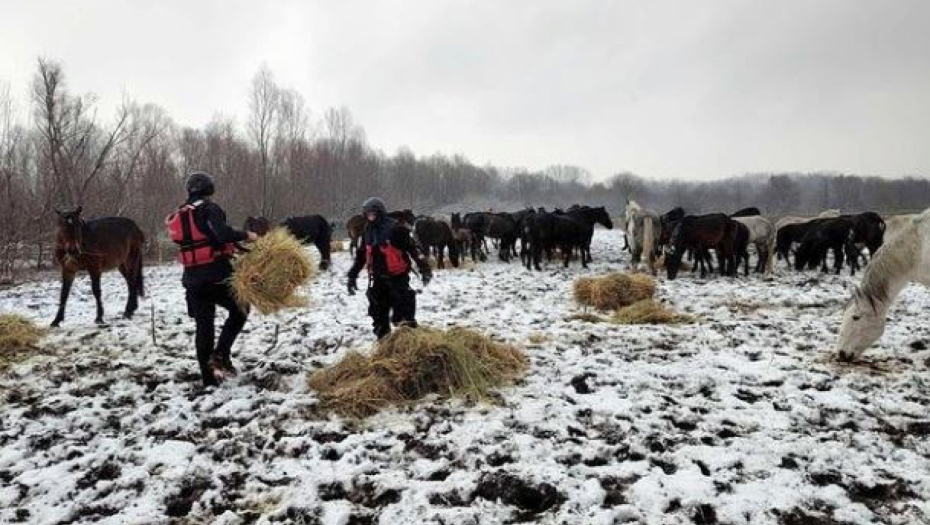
347, 276, 358, 295
421, 271, 432, 287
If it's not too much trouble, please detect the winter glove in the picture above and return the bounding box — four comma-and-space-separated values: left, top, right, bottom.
421, 270, 432, 287
347, 276, 358, 295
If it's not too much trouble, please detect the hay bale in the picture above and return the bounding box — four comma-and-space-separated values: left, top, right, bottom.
0, 314, 45, 369
232, 227, 316, 315
573, 272, 655, 310
330, 239, 346, 252
611, 299, 694, 325
308, 326, 527, 417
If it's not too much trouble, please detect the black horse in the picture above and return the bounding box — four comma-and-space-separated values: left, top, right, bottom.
52, 207, 146, 326
794, 217, 857, 274
562, 206, 613, 264
730, 207, 761, 217
414, 216, 460, 269
281, 215, 332, 270
666, 214, 740, 279
451, 213, 483, 262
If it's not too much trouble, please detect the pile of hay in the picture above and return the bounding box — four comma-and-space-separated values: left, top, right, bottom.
308, 326, 527, 417
330, 239, 346, 252
573, 272, 655, 310
232, 227, 316, 315
612, 299, 694, 325
0, 314, 45, 368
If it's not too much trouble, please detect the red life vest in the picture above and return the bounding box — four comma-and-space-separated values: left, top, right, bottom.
366, 241, 409, 276
165, 201, 236, 267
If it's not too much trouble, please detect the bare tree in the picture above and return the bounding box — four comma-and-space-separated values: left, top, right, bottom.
247, 65, 280, 217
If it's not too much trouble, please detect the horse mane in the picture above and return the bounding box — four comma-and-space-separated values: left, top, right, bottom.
857, 214, 920, 308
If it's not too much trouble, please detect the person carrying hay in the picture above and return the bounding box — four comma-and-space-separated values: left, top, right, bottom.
347, 197, 432, 339
166, 171, 258, 388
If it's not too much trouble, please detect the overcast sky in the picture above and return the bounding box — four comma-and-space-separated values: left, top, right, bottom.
2, 0, 929, 180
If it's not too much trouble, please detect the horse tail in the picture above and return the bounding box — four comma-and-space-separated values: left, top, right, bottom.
643, 216, 656, 273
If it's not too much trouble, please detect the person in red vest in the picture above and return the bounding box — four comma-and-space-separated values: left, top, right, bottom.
166, 171, 257, 388
347, 197, 432, 339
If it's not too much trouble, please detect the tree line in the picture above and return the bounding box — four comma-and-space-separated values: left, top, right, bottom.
1, 58, 928, 282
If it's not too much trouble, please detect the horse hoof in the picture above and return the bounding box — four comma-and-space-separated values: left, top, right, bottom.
95, 319, 106, 326
50, 320, 61, 328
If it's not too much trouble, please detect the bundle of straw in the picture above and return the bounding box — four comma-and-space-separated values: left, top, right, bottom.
573, 272, 655, 310
611, 299, 694, 325
232, 227, 316, 315
0, 314, 46, 368
309, 326, 528, 417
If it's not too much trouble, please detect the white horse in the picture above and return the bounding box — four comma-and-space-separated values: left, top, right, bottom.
836, 209, 930, 361
624, 199, 660, 273
733, 215, 777, 274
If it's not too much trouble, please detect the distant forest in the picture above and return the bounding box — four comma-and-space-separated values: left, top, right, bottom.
1, 59, 928, 279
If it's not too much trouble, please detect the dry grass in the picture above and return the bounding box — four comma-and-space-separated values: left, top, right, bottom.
308, 325, 528, 417
565, 312, 607, 323
526, 332, 551, 344
0, 314, 46, 369
232, 227, 316, 315
573, 272, 655, 310
611, 299, 695, 325
330, 239, 346, 252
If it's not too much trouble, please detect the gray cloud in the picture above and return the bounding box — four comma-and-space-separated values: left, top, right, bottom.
1, 0, 928, 179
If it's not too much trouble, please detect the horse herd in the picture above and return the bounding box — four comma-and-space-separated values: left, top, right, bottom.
41, 202, 907, 331
625, 200, 891, 280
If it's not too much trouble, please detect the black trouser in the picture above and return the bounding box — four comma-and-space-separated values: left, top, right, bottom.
185, 282, 249, 386
367, 274, 417, 339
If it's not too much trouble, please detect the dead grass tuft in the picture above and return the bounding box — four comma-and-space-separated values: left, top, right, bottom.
308, 325, 527, 417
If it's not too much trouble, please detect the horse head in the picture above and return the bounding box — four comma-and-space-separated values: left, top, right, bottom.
55, 206, 85, 255
836, 288, 887, 362
593, 206, 613, 229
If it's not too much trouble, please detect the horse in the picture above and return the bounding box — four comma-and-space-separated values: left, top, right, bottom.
625, 200, 661, 273
847, 212, 886, 266
451, 213, 482, 262
730, 207, 761, 218
658, 207, 686, 248
413, 216, 459, 269
666, 214, 739, 279
563, 206, 613, 263
51, 207, 146, 327
732, 215, 777, 274
464, 212, 519, 262
836, 209, 930, 361
347, 209, 416, 256
793, 217, 857, 274
526, 210, 592, 269
882, 214, 918, 244
280, 215, 333, 270
244, 216, 271, 236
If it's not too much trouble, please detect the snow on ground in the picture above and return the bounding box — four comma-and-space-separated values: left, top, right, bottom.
1, 229, 929, 525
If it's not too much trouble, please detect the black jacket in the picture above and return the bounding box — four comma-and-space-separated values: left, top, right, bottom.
348, 219, 430, 281
182, 198, 248, 288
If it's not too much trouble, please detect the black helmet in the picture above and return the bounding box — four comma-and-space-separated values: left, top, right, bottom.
186, 171, 215, 196
362, 197, 386, 215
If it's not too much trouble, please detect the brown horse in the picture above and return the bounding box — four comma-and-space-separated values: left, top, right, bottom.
51, 207, 146, 327
347, 209, 416, 256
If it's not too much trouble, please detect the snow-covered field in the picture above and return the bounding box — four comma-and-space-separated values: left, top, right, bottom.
1, 229, 929, 525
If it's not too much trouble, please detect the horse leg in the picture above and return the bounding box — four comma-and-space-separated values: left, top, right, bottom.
316, 239, 331, 271
90, 270, 105, 325
51, 271, 75, 327
438, 245, 445, 270
119, 264, 138, 319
